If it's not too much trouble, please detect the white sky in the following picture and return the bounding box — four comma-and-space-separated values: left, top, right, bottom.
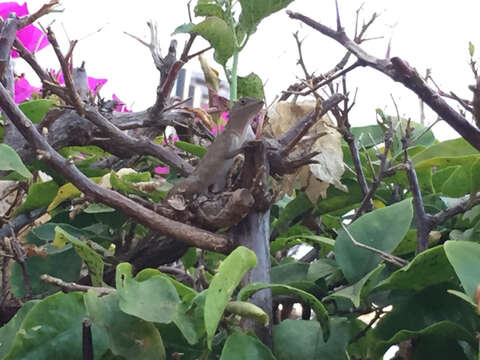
17, 0, 480, 140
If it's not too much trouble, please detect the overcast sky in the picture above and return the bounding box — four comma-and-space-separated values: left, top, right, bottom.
17, 0, 480, 140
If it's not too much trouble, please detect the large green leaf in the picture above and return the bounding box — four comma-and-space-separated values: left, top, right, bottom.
371, 284, 479, 358
237, 72, 265, 99
273, 318, 350, 360
238, 282, 330, 340
135, 268, 197, 301
173, 291, 207, 345
220, 332, 276, 359
375, 246, 456, 292
239, 0, 294, 35
14, 181, 59, 215
444, 240, 480, 300
194, 3, 226, 19
11, 245, 82, 298
325, 264, 384, 308
0, 301, 38, 358
192, 17, 235, 65
349, 125, 384, 148
118, 276, 180, 323
4, 292, 108, 360
0, 144, 32, 179
335, 199, 413, 283
204, 246, 257, 347
412, 137, 478, 163
18, 99, 54, 123
85, 290, 165, 360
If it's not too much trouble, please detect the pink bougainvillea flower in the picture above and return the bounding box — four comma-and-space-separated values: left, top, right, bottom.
51, 70, 107, 96
210, 111, 228, 135
154, 166, 169, 175
87, 76, 107, 95
0, 2, 50, 58
112, 94, 132, 113
14, 75, 40, 103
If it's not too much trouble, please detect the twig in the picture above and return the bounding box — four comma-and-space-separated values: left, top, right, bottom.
41, 274, 114, 296
287, 10, 480, 151
341, 223, 408, 267
349, 307, 385, 344
19, 0, 61, 28
401, 118, 431, 253
352, 116, 394, 221
429, 193, 480, 226
46, 27, 84, 115
8, 226, 31, 299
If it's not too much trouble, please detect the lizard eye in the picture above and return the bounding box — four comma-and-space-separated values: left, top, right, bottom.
239, 98, 247, 105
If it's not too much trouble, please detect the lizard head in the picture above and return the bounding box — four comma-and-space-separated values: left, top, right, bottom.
226, 97, 264, 134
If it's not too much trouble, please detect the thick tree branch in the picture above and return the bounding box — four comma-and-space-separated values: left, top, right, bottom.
0, 82, 231, 253
287, 11, 480, 151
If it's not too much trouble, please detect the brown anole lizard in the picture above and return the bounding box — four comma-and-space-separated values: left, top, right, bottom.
167, 97, 264, 202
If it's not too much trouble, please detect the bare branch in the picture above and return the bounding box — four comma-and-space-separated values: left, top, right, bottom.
287, 10, 480, 151
0, 82, 232, 253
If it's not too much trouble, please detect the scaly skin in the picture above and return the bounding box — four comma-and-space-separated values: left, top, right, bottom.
168, 97, 264, 200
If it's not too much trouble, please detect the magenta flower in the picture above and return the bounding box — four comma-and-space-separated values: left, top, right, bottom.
52, 70, 107, 96
154, 166, 169, 175
112, 94, 132, 113
0, 2, 50, 57
210, 111, 228, 135
14, 75, 39, 103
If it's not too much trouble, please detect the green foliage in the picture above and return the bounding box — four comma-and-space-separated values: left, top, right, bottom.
0, 144, 32, 179
205, 246, 257, 347
3, 3, 480, 359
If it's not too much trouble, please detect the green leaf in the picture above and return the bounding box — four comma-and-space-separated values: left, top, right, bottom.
273, 192, 313, 233
237, 72, 265, 99
325, 264, 384, 308
469, 41, 475, 57
273, 318, 350, 360
172, 22, 195, 35
135, 268, 197, 301
118, 276, 180, 323
225, 301, 269, 325
0, 301, 38, 358
11, 246, 82, 298
181, 247, 198, 270
192, 17, 235, 66
54, 227, 105, 287
220, 332, 276, 360
239, 0, 294, 35
444, 240, 480, 301
315, 179, 364, 215
14, 181, 58, 215
85, 291, 165, 360
376, 246, 456, 293
374, 321, 475, 359
173, 291, 206, 345
194, 3, 226, 19
238, 282, 330, 340
204, 246, 257, 347
174, 140, 207, 158
110, 171, 149, 197
371, 284, 479, 358
349, 125, 384, 148
4, 292, 108, 360
307, 259, 339, 281
270, 234, 334, 254
19, 99, 54, 123
0, 144, 32, 179
334, 198, 413, 283
412, 138, 478, 163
